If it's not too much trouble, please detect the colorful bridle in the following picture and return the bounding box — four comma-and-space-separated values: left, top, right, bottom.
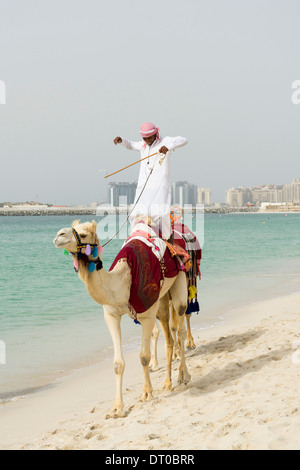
72, 227, 99, 253
63, 227, 103, 273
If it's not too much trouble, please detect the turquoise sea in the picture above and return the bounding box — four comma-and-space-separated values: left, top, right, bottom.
0, 213, 300, 401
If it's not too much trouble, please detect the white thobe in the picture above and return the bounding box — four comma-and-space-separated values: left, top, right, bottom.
121, 135, 188, 238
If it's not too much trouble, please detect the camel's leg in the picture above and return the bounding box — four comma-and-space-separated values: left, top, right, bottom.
185, 314, 196, 350
104, 309, 126, 418
176, 312, 191, 384
138, 306, 157, 402
156, 294, 174, 391
170, 306, 180, 361
170, 272, 191, 385
149, 321, 159, 372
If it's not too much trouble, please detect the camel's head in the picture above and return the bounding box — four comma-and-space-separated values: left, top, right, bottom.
53, 220, 100, 253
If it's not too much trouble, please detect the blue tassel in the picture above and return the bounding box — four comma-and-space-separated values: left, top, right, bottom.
191, 300, 197, 313
92, 246, 98, 257
185, 300, 200, 315
185, 303, 192, 315
193, 300, 200, 314
134, 319, 141, 325
88, 262, 95, 272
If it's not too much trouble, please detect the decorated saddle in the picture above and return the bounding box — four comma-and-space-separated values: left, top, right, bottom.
109, 222, 202, 318
109, 238, 178, 318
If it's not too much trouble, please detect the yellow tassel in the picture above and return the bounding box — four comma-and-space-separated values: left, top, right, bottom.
188, 285, 197, 300
185, 260, 191, 271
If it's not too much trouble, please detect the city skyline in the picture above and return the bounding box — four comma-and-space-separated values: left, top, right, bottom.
226, 178, 300, 206
2, 176, 299, 207
103, 177, 300, 207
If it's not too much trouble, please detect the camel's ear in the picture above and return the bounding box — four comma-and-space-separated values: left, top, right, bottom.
89, 220, 99, 244
91, 220, 97, 233
72, 219, 81, 227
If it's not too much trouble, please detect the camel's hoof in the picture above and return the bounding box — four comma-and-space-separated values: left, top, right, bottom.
162, 380, 173, 391
149, 361, 159, 372
140, 391, 153, 402
178, 370, 191, 385
186, 343, 196, 350
105, 408, 126, 419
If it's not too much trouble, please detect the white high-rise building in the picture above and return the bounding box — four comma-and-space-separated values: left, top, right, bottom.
291, 179, 300, 203
197, 187, 211, 205
226, 187, 252, 206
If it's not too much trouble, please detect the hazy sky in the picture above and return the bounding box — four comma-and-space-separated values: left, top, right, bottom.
1, 0, 300, 204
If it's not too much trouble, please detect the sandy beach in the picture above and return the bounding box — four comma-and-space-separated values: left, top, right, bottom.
0, 291, 299, 451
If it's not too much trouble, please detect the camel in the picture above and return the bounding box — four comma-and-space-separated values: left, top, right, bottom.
53, 219, 191, 418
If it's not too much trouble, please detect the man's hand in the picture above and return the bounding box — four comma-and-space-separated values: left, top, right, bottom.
159, 146, 169, 154
114, 136, 122, 145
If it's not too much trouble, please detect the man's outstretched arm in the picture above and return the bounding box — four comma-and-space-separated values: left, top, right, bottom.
164, 136, 188, 152
113, 136, 142, 151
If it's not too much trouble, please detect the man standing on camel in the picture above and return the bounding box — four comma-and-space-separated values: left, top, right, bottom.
113, 122, 188, 241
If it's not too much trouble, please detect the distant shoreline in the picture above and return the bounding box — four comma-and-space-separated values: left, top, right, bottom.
1, 206, 299, 216
0, 208, 98, 216
0, 206, 259, 216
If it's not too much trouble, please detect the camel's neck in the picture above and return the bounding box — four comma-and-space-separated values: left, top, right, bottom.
77, 258, 131, 307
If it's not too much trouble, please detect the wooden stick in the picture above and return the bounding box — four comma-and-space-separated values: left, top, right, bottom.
104, 152, 159, 178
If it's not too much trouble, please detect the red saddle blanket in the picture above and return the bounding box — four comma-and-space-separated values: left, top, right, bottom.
109, 225, 202, 316
109, 239, 178, 315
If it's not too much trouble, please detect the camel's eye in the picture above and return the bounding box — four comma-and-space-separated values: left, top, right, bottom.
80, 234, 88, 239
